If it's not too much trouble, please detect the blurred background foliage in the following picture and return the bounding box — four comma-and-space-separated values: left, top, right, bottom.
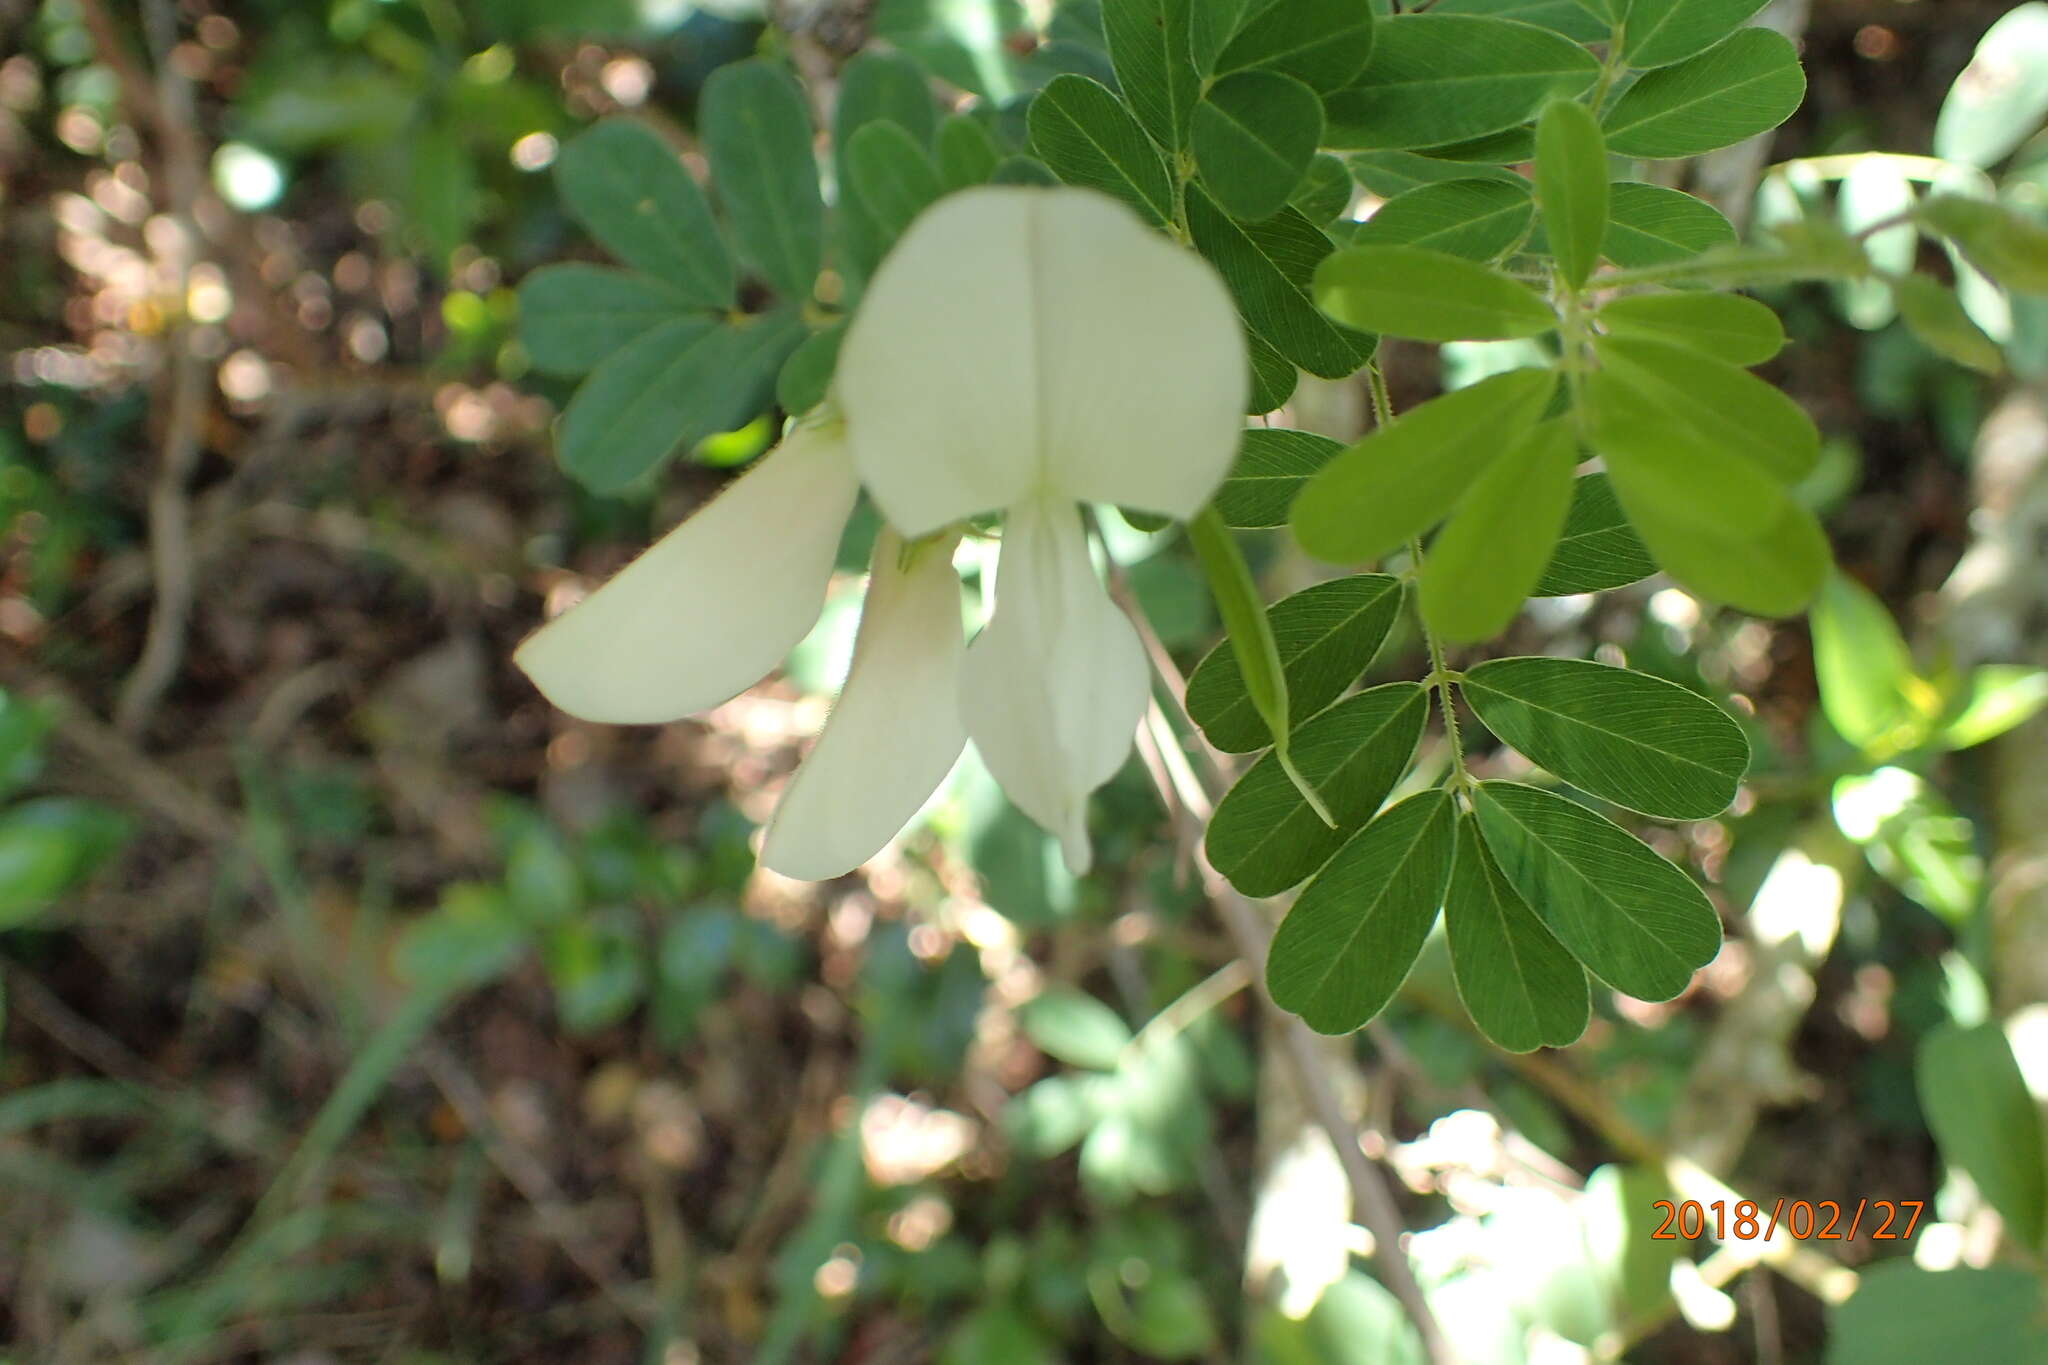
4, 0, 2048, 1362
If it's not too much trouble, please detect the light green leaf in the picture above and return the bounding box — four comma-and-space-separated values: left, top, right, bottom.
1533, 98, 1608, 289
1029, 74, 1177, 225
553, 120, 733, 309
1103, 0, 1201, 151
1420, 419, 1579, 644
1602, 28, 1805, 159
1939, 664, 2048, 750
1351, 178, 1535, 261
1895, 273, 2006, 373
1827, 1264, 2048, 1365
517, 265, 700, 375
1471, 781, 1723, 1001
0, 799, 128, 928
1917, 1023, 2047, 1248
1533, 473, 1658, 596
1832, 768, 1983, 923
1215, 427, 1343, 527
1446, 814, 1590, 1052
1267, 789, 1457, 1034
1187, 573, 1403, 751
1811, 571, 1923, 753
1323, 14, 1600, 151
1918, 194, 2048, 294
846, 120, 944, 247
1315, 245, 1557, 340
1214, 0, 1376, 91
1192, 70, 1325, 221
1621, 0, 1770, 69
1601, 181, 1738, 266
1187, 188, 1379, 378
1588, 377, 1803, 532
701, 60, 825, 299
1292, 367, 1558, 562
1612, 476, 1830, 617
559, 312, 805, 492
1020, 988, 1134, 1070
1206, 683, 1428, 896
1595, 290, 1785, 364
1463, 656, 1750, 817
775, 320, 846, 414
936, 113, 1003, 188
1591, 334, 1820, 482
1934, 3, 2048, 169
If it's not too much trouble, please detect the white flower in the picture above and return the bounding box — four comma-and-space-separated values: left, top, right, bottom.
517, 185, 1246, 880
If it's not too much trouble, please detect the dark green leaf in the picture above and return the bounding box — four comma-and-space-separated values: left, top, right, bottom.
1420, 418, 1578, 643
1917, 1024, 2047, 1249
1621, 0, 1770, 69
1533, 473, 1657, 595
990, 154, 1061, 185
775, 321, 846, 414
834, 54, 939, 282
1214, 0, 1376, 91
1828, 1265, 2048, 1365
701, 60, 825, 298
1811, 571, 1921, 753
1533, 97, 1607, 289
1430, 0, 1609, 42
1103, 0, 1201, 151
1352, 178, 1535, 261
1029, 74, 1177, 225
1187, 573, 1403, 751
1346, 150, 1521, 199
846, 119, 944, 245
1596, 290, 1785, 364
1206, 683, 1428, 896
1602, 28, 1805, 159
1601, 182, 1739, 266
1472, 781, 1723, 1001
1186, 188, 1379, 378
1192, 70, 1325, 221
1446, 814, 1590, 1052
1463, 656, 1750, 817
0, 798, 129, 927
1291, 152, 1356, 224
1247, 330, 1301, 411
1190, 0, 1250, 74
1267, 789, 1457, 1033
1215, 427, 1343, 527
554, 120, 733, 308
517, 265, 699, 375
936, 112, 1004, 189
1323, 14, 1600, 151
1315, 244, 1557, 340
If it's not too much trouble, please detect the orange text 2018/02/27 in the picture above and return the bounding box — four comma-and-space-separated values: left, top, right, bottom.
1650, 1199, 1925, 1242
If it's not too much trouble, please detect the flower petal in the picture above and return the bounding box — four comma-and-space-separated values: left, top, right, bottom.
514, 421, 858, 724
837, 186, 1247, 537
962, 497, 1149, 874
760, 531, 968, 881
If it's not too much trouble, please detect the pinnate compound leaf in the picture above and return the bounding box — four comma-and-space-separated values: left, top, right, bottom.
1192, 70, 1325, 221
1420, 418, 1579, 644
1533, 97, 1608, 290
1471, 781, 1723, 1002
1446, 814, 1589, 1052
1206, 683, 1427, 896
1621, 0, 1770, 69
1462, 656, 1750, 818
702, 61, 826, 299
1187, 573, 1403, 751
1187, 188, 1379, 378
1215, 427, 1343, 527
1533, 473, 1657, 596
1267, 789, 1456, 1034
1323, 14, 1600, 151
1214, 0, 1376, 91
1351, 178, 1535, 261
1292, 367, 1557, 563
1916, 1024, 2047, 1249
1029, 75, 1177, 226
1596, 290, 1785, 365
518, 265, 701, 374
1602, 28, 1805, 159
1315, 245, 1557, 341
553, 121, 733, 309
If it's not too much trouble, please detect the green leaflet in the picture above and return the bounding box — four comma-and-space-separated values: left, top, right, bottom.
552, 121, 733, 309
1018, 988, 1132, 1070
1429, 0, 1609, 42
1247, 331, 1301, 412
775, 321, 846, 415
1314, 244, 1558, 341
1595, 290, 1786, 365
1445, 814, 1589, 1052
1609, 474, 1830, 616
1601, 182, 1739, 266
1532, 473, 1657, 596
1620, 0, 1770, 69
1346, 149, 1522, 198
1186, 189, 1379, 378
1462, 656, 1750, 818
1205, 683, 1427, 897
1029, 74, 1177, 226
833, 52, 940, 285
1189, 0, 1249, 75
1591, 334, 1820, 482
1186, 573, 1403, 751
1917, 195, 2048, 295
1323, 14, 1599, 151
1212, 0, 1376, 92
1533, 98, 1608, 290
936, 113, 1003, 189
517, 264, 700, 374
1602, 28, 1805, 159
558, 312, 805, 493
701, 60, 826, 299
1292, 367, 1557, 563
1419, 418, 1579, 644
1587, 376, 1801, 532
1894, 274, 2004, 374
1290, 153, 1357, 225
1916, 1024, 2048, 1250
1266, 788, 1456, 1034
1103, 0, 1202, 151
1828, 1264, 2048, 1365
1192, 70, 1325, 221
1214, 427, 1344, 528
1350, 178, 1535, 262
1471, 781, 1723, 1002
845, 120, 944, 247
1810, 572, 1920, 753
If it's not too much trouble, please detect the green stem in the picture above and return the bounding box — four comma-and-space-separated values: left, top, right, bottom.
1412, 537, 1472, 793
